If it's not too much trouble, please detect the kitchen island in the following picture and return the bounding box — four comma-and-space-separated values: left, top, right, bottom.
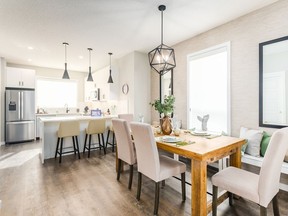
39, 115, 116, 163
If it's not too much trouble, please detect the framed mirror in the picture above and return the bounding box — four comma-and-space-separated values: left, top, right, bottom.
259, 35, 288, 128
160, 69, 173, 102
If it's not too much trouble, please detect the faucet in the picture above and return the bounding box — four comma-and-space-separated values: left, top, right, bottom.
64, 104, 70, 113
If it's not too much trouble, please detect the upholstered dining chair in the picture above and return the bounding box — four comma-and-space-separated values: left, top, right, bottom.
118, 114, 134, 129
212, 127, 288, 216
112, 119, 137, 189
130, 122, 186, 215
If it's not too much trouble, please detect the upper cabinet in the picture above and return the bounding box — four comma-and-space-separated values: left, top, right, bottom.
6, 67, 35, 89
84, 65, 118, 102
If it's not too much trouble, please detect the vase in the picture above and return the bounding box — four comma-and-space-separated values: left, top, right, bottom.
160, 116, 172, 135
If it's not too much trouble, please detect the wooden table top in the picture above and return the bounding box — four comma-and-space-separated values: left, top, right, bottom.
155, 131, 245, 162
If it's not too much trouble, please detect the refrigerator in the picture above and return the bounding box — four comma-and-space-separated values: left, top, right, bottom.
5, 88, 35, 144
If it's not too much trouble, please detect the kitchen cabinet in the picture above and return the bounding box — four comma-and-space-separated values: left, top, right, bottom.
6, 67, 35, 88
84, 65, 117, 102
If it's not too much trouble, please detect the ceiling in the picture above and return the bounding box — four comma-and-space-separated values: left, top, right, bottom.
0, 0, 278, 73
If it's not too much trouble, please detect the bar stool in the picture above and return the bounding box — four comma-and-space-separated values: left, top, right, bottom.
55, 121, 81, 163
83, 119, 106, 157
106, 124, 116, 152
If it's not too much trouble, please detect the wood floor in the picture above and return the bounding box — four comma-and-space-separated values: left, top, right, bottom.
0, 141, 287, 216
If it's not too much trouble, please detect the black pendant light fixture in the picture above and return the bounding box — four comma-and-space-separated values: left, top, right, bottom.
62, 42, 70, 79
107, 52, 113, 83
148, 5, 176, 76
87, 48, 93, 82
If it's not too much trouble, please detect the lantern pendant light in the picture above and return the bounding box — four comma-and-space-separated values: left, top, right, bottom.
148, 5, 176, 76
62, 42, 70, 79
87, 48, 93, 82
107, 52, 113, 83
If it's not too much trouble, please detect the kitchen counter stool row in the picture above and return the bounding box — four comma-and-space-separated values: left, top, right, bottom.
55, 119, 113, 163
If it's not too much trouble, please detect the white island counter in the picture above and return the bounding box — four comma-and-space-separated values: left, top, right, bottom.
39, 115, 116, 163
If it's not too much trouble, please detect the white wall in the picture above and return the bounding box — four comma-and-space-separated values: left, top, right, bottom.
151, 0, 288, 136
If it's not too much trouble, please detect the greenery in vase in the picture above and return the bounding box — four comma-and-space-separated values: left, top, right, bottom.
150, 95, 175, 117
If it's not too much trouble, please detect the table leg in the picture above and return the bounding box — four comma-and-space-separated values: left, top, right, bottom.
229, 147, 241, 168
191, 159, 207, 216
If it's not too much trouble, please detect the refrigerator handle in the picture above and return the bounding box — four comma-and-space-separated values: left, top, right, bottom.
21, 91, 24, 120
18, 91, 21, 119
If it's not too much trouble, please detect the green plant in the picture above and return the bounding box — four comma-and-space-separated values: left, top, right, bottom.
150, 95, 175, 116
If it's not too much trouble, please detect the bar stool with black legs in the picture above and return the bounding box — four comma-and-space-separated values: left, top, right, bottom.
83, 119, 106, 157
55, 121, 81, 163
106, 124, 116, 152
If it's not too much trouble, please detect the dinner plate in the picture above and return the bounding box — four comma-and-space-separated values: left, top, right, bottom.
161, 136, 182, 143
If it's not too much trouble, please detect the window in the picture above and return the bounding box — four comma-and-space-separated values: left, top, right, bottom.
187, 42, 230, 134
36, 78, 78, 108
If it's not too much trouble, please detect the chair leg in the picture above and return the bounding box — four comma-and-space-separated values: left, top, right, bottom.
55, 138, 60, 158
98, 134, 101, 151
137, 172, 142, 201
228, 192, 234, 206
83, 134, 87, 154
75, 136, 80, 159
181, 172, 186, 201
59, 138, 64, 163
112, 132, 115, 152
212, 185, 218, 216
88, 134, 92, 158
72, 136, 76, 155
154, 182, 160, 215
101, 133, 106, 154
260, 206, 267, 216
128, 164, 133, 190
272, 194, 280, 216
106, 130, 110, 149
117, 159, 122, 181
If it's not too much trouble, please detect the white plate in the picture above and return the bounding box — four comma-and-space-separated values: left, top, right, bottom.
161, 136, 182, 143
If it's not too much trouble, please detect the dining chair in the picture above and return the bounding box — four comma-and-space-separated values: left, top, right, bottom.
211, 127, 288, 216
83, 119, 106, 157
112, 119, 137, 189
118, 114, 134, 129
55, 120, 81, 163
130, 122, 186, 215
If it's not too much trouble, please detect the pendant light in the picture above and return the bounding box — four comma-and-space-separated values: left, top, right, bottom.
87, 48, 93, 82
107, 52, 113, 83
62, 42, 70, 79
148, 5, 176, 76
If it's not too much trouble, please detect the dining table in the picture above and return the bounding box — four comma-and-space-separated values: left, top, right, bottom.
155, 130, 246, 216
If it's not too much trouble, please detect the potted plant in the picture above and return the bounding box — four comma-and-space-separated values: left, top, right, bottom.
150, 95, 175, 135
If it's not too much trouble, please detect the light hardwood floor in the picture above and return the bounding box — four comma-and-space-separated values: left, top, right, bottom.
0, 141, 287, 216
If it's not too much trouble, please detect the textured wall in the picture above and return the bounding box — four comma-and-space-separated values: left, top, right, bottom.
151, 0, 288, 136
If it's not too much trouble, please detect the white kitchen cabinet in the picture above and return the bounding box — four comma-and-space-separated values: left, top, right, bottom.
6, 67, 35, 88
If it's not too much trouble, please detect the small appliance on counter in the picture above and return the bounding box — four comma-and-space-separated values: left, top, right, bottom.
5, 88, 35, 144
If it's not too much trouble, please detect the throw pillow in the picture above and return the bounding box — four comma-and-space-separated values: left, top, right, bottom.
260, 131, 271, 157
239, 127, 263, 157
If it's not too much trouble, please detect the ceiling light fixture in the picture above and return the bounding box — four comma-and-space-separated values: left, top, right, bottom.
62, 42, 70, 79
148, 5, 176, 75
87, 48, 94, 82
107, 52, 113, 83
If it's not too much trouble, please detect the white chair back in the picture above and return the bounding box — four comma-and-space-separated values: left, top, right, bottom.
112, 119, 136, 165
118, 114, 134, 128
130, 122, 160, 181
259, 127, 288, 206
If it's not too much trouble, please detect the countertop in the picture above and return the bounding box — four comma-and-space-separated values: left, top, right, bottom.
39, 115, 117, 123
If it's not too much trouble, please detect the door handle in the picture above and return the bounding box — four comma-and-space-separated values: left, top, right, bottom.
21, 91, 24, 119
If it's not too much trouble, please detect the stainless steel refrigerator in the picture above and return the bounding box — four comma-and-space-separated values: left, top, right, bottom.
5, 88, 35, 144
